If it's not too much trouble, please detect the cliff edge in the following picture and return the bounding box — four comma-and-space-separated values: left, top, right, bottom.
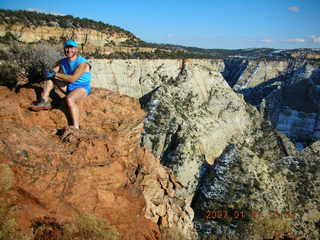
0, 86, 196, 239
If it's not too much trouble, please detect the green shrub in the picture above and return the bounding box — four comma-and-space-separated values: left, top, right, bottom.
0, 164, 15, 240
0, 163, 13, 193
0, 32, 18, 43
62, 213, 120, 240
238, 214, 293, 240
0, 164, 31, 240
0, 63, 19, 88
1, 42, 63, 86
160, 226, 188, 240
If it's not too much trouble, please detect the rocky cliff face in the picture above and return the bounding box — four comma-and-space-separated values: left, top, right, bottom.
90, 59, 229, 98
0, 86, 196, 239
0, 23, 142, 55
89, 59, 183, 98
223, 58, 320, 149
89, 58, 320, 153
192, 129, 320, 240
90, 59, 253, 199
87, 58, 320, 239
0, 24, 128, 45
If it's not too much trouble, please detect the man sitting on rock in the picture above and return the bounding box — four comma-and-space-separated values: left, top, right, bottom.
31, 40, 91, 130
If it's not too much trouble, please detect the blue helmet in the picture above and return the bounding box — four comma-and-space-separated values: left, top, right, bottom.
64, 40, 78, 48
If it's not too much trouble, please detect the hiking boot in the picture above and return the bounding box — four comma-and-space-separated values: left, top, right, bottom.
61, 126, 80, 143
30, 98, 52, 111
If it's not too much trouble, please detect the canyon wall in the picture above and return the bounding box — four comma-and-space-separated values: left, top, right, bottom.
90, 59, 253, 199
0, 23, 145, 55
87, 58, 320, 239
89, 58, 320, 150
223, 58, 320, 149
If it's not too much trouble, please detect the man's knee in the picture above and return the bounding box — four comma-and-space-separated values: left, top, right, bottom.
66, 95, 75, 107
66, 89, 86, 107
44, 79, 54, 88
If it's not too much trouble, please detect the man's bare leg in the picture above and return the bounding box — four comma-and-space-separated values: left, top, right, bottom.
30, 80, 55, 111
66, 88, 87, 129
41, 79, 54, 101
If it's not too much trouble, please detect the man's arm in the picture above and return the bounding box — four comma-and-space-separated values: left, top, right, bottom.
52, 61, 60, 73
55, 63, 89, 83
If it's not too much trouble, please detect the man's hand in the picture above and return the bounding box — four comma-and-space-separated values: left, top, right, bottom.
45, 70, 56, 79
54, 63, 89, 83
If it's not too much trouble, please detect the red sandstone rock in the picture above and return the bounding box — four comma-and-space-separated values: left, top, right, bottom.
0, 86, 195, 240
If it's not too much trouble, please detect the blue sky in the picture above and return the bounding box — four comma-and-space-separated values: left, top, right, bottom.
1, 0, 320, 49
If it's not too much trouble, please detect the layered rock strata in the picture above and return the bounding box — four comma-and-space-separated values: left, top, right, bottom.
89, 59, 225, 98
0, 23, 141, 55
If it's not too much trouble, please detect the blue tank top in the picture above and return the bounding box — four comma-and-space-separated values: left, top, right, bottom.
59, 56, 91, 84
